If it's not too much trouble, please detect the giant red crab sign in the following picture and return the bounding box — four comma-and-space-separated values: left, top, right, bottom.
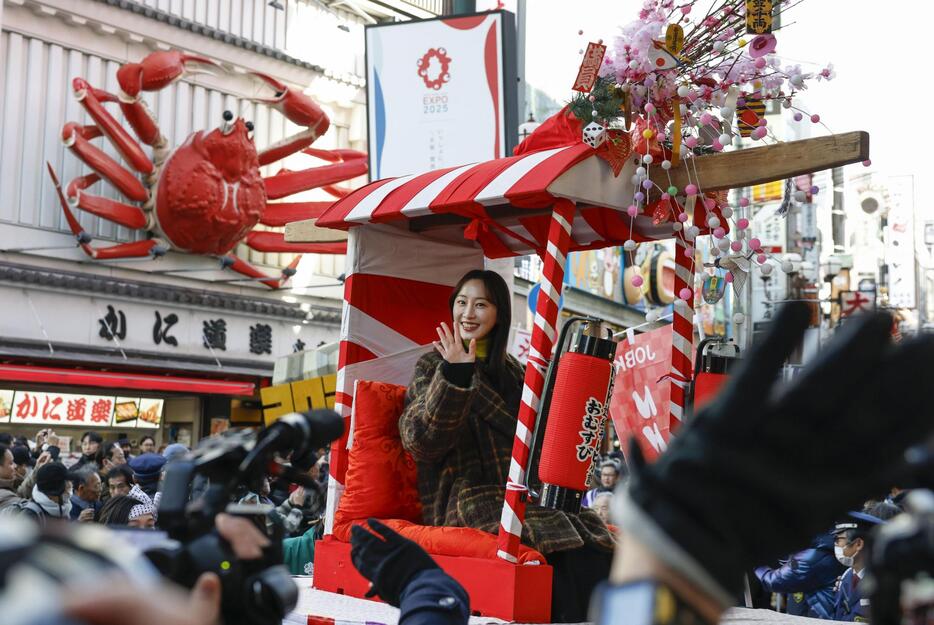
47, 50, 366, 288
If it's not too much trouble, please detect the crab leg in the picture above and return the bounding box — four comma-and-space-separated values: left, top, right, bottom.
62, 123, 149, 202
47, 163, 161, 260
116, 51, 217, 150
245, 231, 347, 254
72, 78, 154, 175
65, 173, 148, 229
260, 201, 334, 227
264, 158, 368, 200
222, 253, 302, 289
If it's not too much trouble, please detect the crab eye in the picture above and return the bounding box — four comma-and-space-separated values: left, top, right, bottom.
245, 121, 254, 132
222, 110, 234, 121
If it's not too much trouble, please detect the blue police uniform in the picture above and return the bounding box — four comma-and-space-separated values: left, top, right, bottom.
830, 511, 885, 622
833, 567, 869, 622
754, 531, 844, 619
399, 568, 469, 625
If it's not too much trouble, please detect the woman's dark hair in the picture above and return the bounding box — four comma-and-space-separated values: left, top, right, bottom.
81, 431, 103, 444
449, 269, 512, 385
98, 494, 144, 526
139, 435, 155, 446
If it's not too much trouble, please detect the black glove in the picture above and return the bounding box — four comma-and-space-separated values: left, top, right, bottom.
617, 302, 934, 606
350, 518, 440, 606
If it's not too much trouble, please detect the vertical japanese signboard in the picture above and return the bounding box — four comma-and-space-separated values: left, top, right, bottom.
365, 11, 517, 179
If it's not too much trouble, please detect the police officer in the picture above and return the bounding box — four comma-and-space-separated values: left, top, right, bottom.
754, 529, 844, 619
832, 511, 885, 621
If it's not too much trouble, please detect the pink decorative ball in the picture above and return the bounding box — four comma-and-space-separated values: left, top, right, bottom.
589, 95, 596, 102
680, 5, 691, 14
700, 112, 713, 126
627, 205, 639, 217
684, 136, 698, 148
752, 127, 767, 140
713, 227, 725, 239
712, 140, 723, 151
685, 184, 698, 195
862, 159, 872, 167
730, 241, 743, 252
736, 218, 749, 229
684, 246, 694, 258
724, 272, 734, 283
754, 57, 767, 69
739, 197, 750, 207
661, 192, 671, 200
749, 237, 761, 249
704, 198, 717, 210
645, 103, 656, 114
757, 254, 767, 264
679, 287, 693, 300
631, 275, 644, 287
757, 118, 768, 126
810, 114, 820, 123
677, 212, 689, 223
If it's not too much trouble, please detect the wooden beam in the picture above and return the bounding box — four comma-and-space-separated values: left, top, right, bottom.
284, 218, 348, 244
650, 131, 869, 192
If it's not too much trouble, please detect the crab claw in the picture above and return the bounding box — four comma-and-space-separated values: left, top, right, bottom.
251, 71, 329, 130
117, 50, 220, 99
251, 71, 331, 166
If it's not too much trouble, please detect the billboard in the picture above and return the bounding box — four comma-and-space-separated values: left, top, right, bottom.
365, 11, 517, 179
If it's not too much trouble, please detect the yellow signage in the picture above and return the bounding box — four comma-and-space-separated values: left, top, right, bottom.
260, 374, 336, 426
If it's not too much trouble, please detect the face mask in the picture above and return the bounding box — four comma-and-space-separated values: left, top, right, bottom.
834, 544, 854, 567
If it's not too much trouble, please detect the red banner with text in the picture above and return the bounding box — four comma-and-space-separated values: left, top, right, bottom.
609, 325, 672, 463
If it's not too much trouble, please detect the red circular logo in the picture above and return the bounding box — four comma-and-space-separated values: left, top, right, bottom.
416, 48, 451, 90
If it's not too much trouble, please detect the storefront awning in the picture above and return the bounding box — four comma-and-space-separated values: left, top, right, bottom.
0, 364, 255, 396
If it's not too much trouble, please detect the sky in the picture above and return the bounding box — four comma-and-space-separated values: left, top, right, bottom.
524, 0, 933, 211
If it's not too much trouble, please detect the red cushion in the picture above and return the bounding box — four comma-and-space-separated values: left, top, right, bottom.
333, 381, 423, 531
332, 379, 546, 565
343, 519, 546, 565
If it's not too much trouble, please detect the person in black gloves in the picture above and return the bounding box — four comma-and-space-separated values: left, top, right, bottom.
595, 304, 934, 624
350, 518, 469, 625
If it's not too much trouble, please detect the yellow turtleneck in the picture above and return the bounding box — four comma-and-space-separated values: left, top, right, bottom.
465, 336, 490, 359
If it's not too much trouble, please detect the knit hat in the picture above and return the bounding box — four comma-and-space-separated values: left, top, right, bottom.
35, 462, 73, 497
129, 452, 166, 482
162, 443, 189, 463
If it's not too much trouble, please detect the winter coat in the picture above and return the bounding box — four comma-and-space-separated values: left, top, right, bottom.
0, 478, 25, 513
399, 351, 614, 555
754, 532, 844, 620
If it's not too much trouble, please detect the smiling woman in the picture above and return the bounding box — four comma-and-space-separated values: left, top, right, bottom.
398, 269, 615, 622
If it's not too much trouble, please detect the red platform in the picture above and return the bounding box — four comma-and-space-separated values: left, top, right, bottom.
313, 537, 554, 622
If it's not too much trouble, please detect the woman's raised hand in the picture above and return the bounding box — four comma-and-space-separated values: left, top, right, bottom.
433, 321, 476, 364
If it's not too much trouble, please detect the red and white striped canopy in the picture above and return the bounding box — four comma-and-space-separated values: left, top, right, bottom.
317, 142, 726, 258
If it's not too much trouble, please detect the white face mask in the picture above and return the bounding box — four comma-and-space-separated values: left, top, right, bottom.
834, 544, 854, 567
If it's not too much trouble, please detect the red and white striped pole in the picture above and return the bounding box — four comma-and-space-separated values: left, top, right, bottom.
669, 233, 695, 435
496, 198, 575, 563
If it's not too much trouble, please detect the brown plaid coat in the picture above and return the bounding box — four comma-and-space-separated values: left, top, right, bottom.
399, 350, 615, 555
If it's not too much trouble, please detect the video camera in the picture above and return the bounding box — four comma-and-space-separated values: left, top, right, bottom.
147, 409, 343, 625
0, 410, 343, 625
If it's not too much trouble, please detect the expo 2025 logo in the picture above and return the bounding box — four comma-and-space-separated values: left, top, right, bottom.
417, 48, 451, 90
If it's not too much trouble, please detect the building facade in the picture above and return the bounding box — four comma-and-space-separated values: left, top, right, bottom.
0, 0, 425, 451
